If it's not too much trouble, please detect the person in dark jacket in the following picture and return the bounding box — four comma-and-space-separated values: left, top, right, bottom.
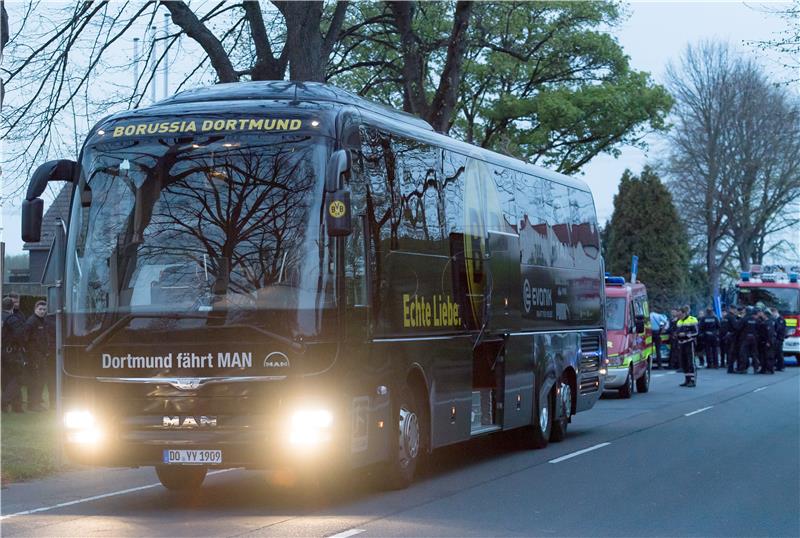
756, 308, 776, 374
771, 308, 787, 372
739, 307, 761, 373
668, 308, 681, 369
699, 307, 720, 368
2, 297, 27, 412
24, 301, 54, 411
724, 306, 742, 373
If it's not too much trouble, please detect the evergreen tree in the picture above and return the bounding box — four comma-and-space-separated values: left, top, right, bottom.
605, 166, 689, 312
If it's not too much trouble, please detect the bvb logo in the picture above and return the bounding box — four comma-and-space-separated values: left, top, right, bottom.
329, 200, 346, 218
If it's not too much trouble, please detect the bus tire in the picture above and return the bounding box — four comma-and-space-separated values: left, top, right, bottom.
550, 379, 572, 443
636, 359, 651, 393
528, 386, 553, 449
383, 385, 422, 490
618, 367, 633, 399
155, 465, 207, 491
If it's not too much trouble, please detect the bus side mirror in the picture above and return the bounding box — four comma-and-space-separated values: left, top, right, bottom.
635, 315, 645, 334
325, 149, 351, 193
326, 189, 352, 237
21, 159, 77, 243
21, 198, 44, 243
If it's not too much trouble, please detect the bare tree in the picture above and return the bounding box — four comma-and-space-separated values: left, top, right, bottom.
664, 41, 800, 297
1, 1, 355, 200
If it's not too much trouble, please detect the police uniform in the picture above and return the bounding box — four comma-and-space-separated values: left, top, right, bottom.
739, 308, 760, 373
757, 312, 776, 374
1, 308, 27, 412
677, 313, 699, 387
699, 310, 720, 368
774, 314, 787, 371
724, 309, 742, 373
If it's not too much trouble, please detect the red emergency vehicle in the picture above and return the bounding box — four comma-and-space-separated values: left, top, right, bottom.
603, 276, 652, 397
736, 266, 800, 361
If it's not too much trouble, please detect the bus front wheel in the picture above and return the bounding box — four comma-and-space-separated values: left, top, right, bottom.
155, 465, 207, 491
550, 379, 572, 443
383, 385, 423, 490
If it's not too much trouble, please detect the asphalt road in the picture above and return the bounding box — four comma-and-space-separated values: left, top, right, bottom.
2, 366, 799, 537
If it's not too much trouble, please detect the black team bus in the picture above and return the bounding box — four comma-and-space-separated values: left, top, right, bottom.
21, 82, 605, 491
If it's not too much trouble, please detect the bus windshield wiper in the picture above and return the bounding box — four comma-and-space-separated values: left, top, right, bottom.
85, 313, 208, 352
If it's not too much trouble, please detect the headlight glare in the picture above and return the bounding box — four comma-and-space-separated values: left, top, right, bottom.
64, 410, 95, 430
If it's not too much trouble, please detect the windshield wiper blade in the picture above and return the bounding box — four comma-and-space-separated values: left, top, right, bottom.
85, 313, 209, 352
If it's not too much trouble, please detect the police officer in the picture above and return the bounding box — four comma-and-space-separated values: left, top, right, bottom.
724, 306, 741, 373
2, 297, 27, 412
739, 306, 760, 373
668, 308, 681, 369
771, 308, 787, 372
677, 306, 699, 387
699, 307, 720, 368
757, 308, 776, 374
24, 301, 53, 411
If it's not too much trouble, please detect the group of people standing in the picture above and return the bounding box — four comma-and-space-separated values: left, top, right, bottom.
649, 304, 788, 387
1, 293, 55, 413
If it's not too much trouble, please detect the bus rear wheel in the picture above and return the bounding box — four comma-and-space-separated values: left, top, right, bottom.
528, 386, 553, 449
155, 465, 207, 491
550, 379, 572, 443
383, 385, 423, 490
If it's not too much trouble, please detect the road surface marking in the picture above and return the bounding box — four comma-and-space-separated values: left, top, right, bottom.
653, 374, 665, 378
753, 386, 768, 393
0, 468, 236, 521
548, 442, 610, 463
328, 530, 366, 538
685, 406, 713, 417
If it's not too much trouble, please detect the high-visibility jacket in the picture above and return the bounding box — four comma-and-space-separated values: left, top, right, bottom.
677, 315, 699, 344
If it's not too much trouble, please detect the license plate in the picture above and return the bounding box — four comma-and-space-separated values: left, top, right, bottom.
162, 449, 222, 465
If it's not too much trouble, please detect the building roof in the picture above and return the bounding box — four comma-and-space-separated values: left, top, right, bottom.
22, 183, 73, 251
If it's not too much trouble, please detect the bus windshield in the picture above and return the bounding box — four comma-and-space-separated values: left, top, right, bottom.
65, 133, 335, 338
605, 297, 626, 331
737, 286, 800, 314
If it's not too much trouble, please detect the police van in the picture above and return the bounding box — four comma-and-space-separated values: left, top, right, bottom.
603, 276, 652, 397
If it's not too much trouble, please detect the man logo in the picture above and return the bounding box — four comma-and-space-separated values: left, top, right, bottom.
163, 416, 217, 428
263, 351, 290, 368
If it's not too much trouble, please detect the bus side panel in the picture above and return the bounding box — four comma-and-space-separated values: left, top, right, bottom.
502, 334, 534, 430
371, 337, 473, 451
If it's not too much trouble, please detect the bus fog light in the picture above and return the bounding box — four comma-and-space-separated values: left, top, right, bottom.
289, 409, 333, 447
64, 410, 95, 430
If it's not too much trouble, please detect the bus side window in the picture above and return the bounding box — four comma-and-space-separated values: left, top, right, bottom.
346, 147, 368, 308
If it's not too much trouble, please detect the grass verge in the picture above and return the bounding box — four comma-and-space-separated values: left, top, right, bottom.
1, 409, 63, 485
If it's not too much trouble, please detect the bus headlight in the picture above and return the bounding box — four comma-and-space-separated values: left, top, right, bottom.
64, 410, 95, 430
288, 409, 333, 447
64, 409, 103, 445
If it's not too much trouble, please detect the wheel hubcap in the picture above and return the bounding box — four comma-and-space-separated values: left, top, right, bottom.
398, 407, 420, 468
560, 383, 572, 420
539, 401, 549, 433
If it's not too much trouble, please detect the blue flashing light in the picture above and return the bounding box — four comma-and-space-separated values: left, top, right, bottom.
740, 272, 750, 282
605, 276, 625, 286
790, 273, 798, 283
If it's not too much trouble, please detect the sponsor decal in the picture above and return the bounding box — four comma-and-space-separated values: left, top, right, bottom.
110, 118, 303, 138
402, 293, 461, 328
100, 351, 253, 369
522, 277, 553, 314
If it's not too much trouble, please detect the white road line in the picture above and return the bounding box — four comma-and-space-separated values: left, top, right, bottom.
753, 386, 768, 392
328, 530, 366, 538
548, 442, 610, 464
0, 468, 236, 521
684, 406, 713, 417
653, 374, 665, 378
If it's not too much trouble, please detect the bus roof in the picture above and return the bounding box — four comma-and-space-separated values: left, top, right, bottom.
96, 81, 592, 193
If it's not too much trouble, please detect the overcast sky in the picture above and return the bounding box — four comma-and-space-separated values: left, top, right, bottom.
0, 1, 794, 256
